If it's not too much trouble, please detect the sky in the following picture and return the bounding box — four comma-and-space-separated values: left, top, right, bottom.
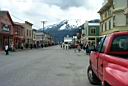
0, 0, 104, 29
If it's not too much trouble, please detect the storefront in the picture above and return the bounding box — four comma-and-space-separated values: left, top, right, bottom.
0, 24, 13, 50
0, 11, 14, 50
13, 23, 25, 49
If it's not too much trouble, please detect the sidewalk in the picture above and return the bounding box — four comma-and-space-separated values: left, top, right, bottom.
0, 50, 5, 55
0, 47, 44, 56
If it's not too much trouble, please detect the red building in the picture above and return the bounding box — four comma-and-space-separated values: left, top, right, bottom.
0, 11, 14, 50
13, 22, 25, 49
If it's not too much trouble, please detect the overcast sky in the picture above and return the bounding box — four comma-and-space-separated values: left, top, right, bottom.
0, 0, 104, 29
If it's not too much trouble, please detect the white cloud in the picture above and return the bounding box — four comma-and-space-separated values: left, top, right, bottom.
0, 0, 104, 29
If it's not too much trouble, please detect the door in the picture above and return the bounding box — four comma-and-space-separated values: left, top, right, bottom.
97, 36, 107, 81
90, 37, 106, 77
90, 51, 99, 76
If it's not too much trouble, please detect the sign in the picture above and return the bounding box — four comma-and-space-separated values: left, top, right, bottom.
2, 24, 10, 32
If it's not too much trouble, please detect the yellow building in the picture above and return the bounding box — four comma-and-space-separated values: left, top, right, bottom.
98, 0, 128, 36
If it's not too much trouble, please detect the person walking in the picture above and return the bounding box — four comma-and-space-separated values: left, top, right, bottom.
5, 44, 9, 55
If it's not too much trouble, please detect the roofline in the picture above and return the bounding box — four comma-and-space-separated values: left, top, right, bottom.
0, 11, 14, 25
14, 22, 24, 28
25, 21, 33, 26
98, 0, 112, 13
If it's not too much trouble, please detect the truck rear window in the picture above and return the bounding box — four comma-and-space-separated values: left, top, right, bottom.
111, 36, 128, 52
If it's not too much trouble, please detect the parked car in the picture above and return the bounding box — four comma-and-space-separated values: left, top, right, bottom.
87, 32, 128, 86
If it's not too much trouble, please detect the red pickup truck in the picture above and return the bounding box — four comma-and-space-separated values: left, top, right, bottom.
87, 32, 128, 86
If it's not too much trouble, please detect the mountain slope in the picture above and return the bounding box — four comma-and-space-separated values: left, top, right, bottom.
39, 20, 81, 43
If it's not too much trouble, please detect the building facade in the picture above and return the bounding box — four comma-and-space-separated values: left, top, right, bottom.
23, 21, 33, 47
0, 11, 14, 50
98, 0, 128, 36
13, 22, 25, 49
32, 29, 37, 44
83, 20, 100, 45
35, 31, 44, 47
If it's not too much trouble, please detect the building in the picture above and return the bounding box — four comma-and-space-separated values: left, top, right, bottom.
98, 0, 128, 36
0, 11, 14, 50
43, 33, 53, 46
32, 29, 37, 44
13, 22, 25, 49
22, 21, 33, 48
82, 20, 100, 45
35, 31, 44, 47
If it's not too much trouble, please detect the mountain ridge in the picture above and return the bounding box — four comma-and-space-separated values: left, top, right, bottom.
39, 20, 81, 43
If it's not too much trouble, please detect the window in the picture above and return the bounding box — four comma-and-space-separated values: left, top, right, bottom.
101, 24, 103, 32
113, 16, 115, 27
105, 22, 107, 31
27, 29, 29, 36
126, 15, 128, 25
96, 36, 106, 53
109, 20, 111, 30
88, 38, 95, 40
111, 36, 128, 52
29, 30, 31, 37
105, 12, 107, 18
108, 9, 112, 16
90, 27, 96, 35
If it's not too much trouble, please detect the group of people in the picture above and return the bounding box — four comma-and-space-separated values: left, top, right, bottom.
3, 43, 44, 55
76, 42, 95, 55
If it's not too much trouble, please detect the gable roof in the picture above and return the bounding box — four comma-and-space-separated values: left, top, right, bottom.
0, 11, 14, 25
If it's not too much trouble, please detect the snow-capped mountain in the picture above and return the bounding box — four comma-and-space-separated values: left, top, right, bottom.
39, 20, 81, 43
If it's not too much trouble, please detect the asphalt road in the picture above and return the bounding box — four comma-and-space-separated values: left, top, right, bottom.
0, 46, 95, 86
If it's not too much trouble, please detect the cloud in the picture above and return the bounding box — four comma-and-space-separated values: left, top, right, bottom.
41, 0, 86, 9
0, 0, 104, 29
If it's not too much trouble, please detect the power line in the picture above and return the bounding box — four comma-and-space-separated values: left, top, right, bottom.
11, 14, 40, 29
11, 14, 25, 22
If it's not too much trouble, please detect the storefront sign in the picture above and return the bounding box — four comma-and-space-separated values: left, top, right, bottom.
2, 24, 10, 32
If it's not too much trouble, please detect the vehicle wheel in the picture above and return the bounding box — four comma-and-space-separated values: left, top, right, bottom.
87, 65, 101, 85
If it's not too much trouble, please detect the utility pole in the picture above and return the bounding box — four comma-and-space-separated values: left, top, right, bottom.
41, 21, 47, 32
41, 21, 47, 47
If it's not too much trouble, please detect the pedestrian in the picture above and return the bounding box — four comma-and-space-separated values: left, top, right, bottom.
30, 44, 33, 49
41, 44, 43, 48
10, 43, 14, 51
77, 44, 81, 52
21, 43, 24, 50
5, 44, 9, 55
85, 43, 90, 55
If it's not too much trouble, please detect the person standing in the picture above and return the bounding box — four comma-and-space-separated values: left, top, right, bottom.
5, 44, 9, 55
21, 43, 24, 50
77, 44, 81, 52
85, 43, 90, 55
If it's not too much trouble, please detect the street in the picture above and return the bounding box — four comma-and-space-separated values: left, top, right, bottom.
0, 46, 95, 86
